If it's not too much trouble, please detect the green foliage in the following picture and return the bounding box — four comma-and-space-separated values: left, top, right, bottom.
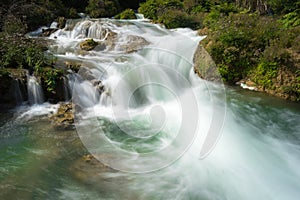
86, 0, 120, 18
138, 0, 159, 20
38, 67, 64, 92
68, 7, 79, 18
267, 0, 299, 14
183, 0, 211, 13
115, 9, 137, 19
279, 10, 300, 28
157, 10, 200, 29
203, 9, 221, 28
3, 15, 27, 34
253, 61, 278, 88
138, 0, 183, 20
0, 34, 47, 70
202, 13, 299, 83
0, 68, 9, 77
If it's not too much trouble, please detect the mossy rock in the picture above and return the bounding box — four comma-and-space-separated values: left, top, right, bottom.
50, 102, 75, 130
80, 39, 99, 51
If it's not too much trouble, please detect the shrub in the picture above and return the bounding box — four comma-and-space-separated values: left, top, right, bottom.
115, 8, 136, 19
138, 0, 160, 20
3, 15, 27, 35
279, 10, 300, 28
38, 67, 65, 92
157, 9, 200, 29
254, 61, 278, 87
138, 0, 184, 20
86, 0, 120, 18
0, 34, 47, 71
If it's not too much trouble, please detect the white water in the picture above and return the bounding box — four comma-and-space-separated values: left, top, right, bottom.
46, 19, 300, 199
27, 75, 44, 105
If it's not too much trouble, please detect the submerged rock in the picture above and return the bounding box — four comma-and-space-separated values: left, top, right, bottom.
80, 39, 99, 51
49, 102, 74, 129
70, 154, 117, 184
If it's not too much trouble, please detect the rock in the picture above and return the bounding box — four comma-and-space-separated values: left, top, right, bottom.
49, 102, 75, 130
70, 154, 117, 184
91, 79, 105, 93
64, 61, 82, 73
104, 31, 118, 50
57, 17, 66, 29
0, 69, 28, 107
197, 27, 209, 35
80, 39, 98, 51
42, 28, 58, 37
120, 35, 150, 53
193, 44, 221, 82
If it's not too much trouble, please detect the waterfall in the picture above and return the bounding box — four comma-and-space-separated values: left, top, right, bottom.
135, 13, 145, 20
45, 18, 300, 199
27, 75, 44, 105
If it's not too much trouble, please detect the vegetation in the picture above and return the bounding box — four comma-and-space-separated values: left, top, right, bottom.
115, 9, 137, 19
0, 0, 299, 100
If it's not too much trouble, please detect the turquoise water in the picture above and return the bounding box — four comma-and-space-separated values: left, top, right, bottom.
0, 88, 299, 200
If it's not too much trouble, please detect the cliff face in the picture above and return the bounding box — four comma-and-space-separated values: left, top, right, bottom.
0, 69, 28, 108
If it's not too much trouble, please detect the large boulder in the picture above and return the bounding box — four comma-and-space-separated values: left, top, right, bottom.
193, 44, 221, 82
80, 39, 99, 51
49, 102, 74, 129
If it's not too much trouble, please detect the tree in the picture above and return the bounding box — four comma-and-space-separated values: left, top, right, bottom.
85, 0, 120, 18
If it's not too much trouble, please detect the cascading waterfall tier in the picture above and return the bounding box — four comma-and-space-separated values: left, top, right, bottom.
27, 75, 44, 105
44, 18, 300, 200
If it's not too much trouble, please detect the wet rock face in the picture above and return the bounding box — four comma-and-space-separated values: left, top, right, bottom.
80, 39, 99, 51
0, 69, 28, 108
50, 102, 74, 130
42, 28, 59, 37
57, 17, 66, 29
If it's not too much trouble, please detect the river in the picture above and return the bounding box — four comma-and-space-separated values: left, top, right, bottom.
0, 18, 300, 200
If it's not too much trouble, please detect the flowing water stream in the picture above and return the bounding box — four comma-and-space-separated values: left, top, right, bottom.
1, 18, 300, 199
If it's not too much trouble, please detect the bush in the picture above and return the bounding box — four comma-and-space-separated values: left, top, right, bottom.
0, 34, 47, 71
115, 8, 137, 19
279, 10, 300, 28
138, 0, 159, 20
157, 9, 200, 29
38, 67, 65, 92
183, 0, 211, 13
253, 61, 278, 88
86, 0, 120, 18
138, 0, 183, 20
3, 15, 27, 34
